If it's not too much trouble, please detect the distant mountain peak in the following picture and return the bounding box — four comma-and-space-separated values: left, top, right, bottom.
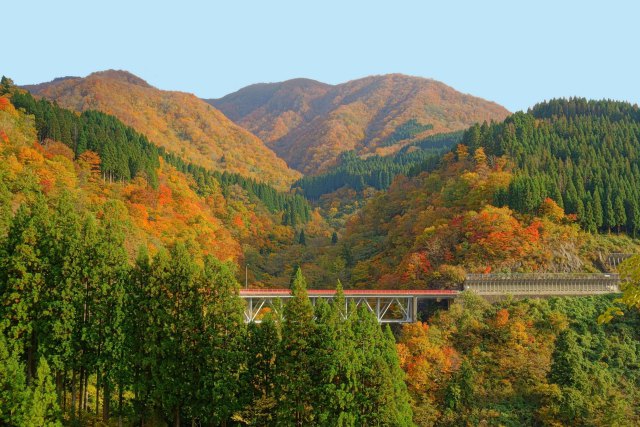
88, 69, 152, 87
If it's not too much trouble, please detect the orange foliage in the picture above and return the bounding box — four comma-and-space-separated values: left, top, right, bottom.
233, 214, 244, 228
495, 309, 510, 327
397, 322, 459, 398
77, 151, 102, 182
538, 197, 565, 222
157, 184, 172, 207
43, 140, 75, 160
18, 146, 45, 165
343, 146, 580, 288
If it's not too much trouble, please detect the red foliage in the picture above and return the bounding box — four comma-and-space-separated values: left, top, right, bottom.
233, 214, 244, 228
157, 184, 173, 207
40, 178, 53, 194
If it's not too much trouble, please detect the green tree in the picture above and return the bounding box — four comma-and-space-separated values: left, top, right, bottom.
351, 305, 414, 426
0, 199, 51, 381
154, 243, 201, 426
196, 257, 247, 424
243, 317, 281, 425
41, 193, 83, 407
23, 357, 62, 427
0, 332, 29, 425
312, 282, 359, 426
593, 189, 604, 229
92, 201, 129, 422
603, 194, 615, 233
380, 326, 413, 425
126, 246, 155, 423
277, 268, 317, 426
614, 194, 627, 233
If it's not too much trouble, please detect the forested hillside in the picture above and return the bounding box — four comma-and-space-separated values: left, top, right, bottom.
463, 98, 640, 236
0, 221, 413, 426
337, 100, 640, 289
23, 70, 299, 189
211, 74, 509, 174
293, 132, 461, 200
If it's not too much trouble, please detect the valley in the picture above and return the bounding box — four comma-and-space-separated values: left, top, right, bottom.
2, 70, 640, 426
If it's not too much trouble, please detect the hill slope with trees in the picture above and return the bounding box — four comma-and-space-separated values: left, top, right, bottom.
0, 79, 314, 269
464, 98, 640, 235
209, 74, 510, 174
337, 99, 640, 289
23, 70, 300, 190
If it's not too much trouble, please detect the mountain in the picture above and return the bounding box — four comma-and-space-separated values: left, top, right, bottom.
24, 70, 300, 189
209, 74, 510, 174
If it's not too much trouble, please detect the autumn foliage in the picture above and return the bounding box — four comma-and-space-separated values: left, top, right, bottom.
0, 94, 300, 266
340, 141, 635, 289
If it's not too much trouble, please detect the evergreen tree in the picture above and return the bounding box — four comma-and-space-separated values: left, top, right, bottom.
298, 229, 307, 246
0, 199, 51, 381
604, 194, 615, 233
583, 200, 597, 233
196, 257, 247, 424
614, 194, 627, 233
0, 332, 28, 426
626, 199, 640, 237
126, 246, 155, 423
23, 357, 62, 427
41, 193, 82, 405
380, 326, 414, 425
593, 189, 604, 230
243, 317, 281, 425
154, 243, 200, 426
331, 231, 339, 245
92, 201, 129, 422
73, 215, 101, 419
0, 76, 15, 94
312, 281, 359, 426
277, 268, 317, 426
351, 305, 413, 426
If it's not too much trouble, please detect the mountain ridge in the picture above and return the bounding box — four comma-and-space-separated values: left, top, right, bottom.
208, 73, 510, 174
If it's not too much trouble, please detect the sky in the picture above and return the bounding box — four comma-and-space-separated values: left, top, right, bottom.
4, 0, 639, 112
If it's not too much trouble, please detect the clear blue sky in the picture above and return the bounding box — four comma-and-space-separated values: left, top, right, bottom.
4, 0, 638, 112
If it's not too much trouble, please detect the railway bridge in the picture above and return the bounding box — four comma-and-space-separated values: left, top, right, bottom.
240, 273, 622, 324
